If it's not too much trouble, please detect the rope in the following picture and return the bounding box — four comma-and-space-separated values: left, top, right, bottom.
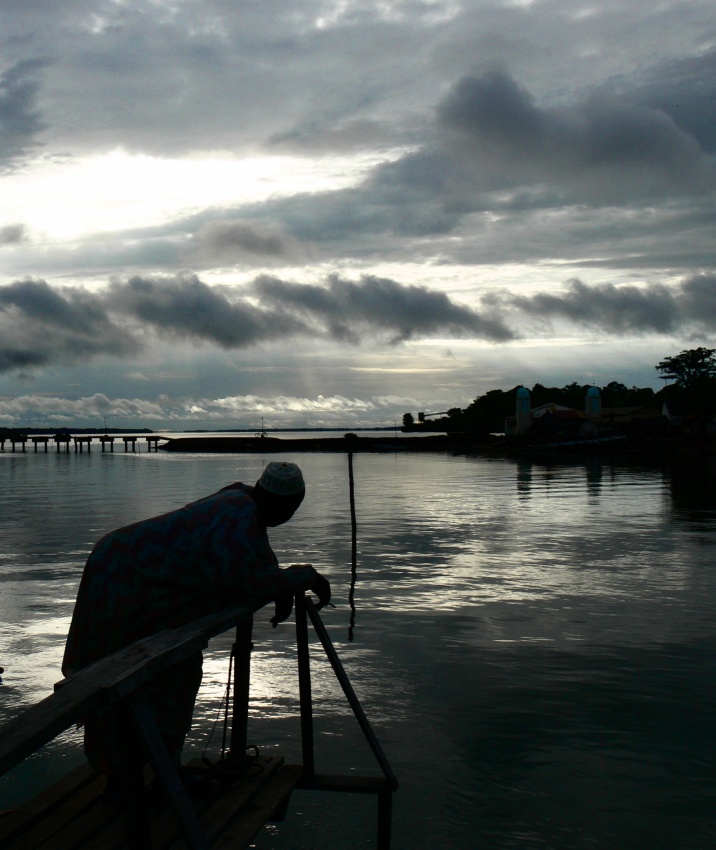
201, 651, 233, 762
220, 649, 234, 761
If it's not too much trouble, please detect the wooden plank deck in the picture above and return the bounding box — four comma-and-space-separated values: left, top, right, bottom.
0, 756, 302, 850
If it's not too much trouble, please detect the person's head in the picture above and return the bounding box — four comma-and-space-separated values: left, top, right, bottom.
253, 461, 305, 527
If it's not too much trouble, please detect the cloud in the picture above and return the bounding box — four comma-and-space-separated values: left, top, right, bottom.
0, 278, 136, 374
488, 274, 716, 336
0, 272, 515, 376
2, 270, 716, 381
194, 393, 377, 418
255, 273, 515, 343
629, 48, 716, 154
1, 278, 106, 333
206, 150, 468, 262
112, 272, 515, 346
2, 0, 439, 158
199, 66, 715, 261
0, 224, 29, 245
0, 348, 47, 372
0, 59, 48, 169
0, 392, 167, 424
193, 219, 309, 263
109, 273, 304, 347
435, 69, 713, 202
267, 118, 400, 155
0, 388, 409, 428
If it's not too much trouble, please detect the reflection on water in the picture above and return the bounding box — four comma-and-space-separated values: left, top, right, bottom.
1, 449, 716, 848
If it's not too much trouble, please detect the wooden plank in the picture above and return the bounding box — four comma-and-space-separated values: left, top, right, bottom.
200, 757, 287, 844
0, 756, 383, 849
30, 794, 122, 850
84, 757, 289, 850
0, 764, 98, 845
0, 605, 253, 776
3, 774, 110, 850
73, 781, 163, 850
163, 756, 286, 850
210, 765, 304, 850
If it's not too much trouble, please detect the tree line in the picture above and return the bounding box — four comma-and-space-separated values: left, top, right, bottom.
404, 347, 716, 435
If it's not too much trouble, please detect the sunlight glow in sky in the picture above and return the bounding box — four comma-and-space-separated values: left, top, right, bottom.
2, 150, 380, 240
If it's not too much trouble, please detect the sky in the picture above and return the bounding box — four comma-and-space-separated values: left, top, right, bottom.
0, 0, 715, 430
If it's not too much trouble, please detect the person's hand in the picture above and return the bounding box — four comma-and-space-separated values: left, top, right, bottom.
308, 573, 331, 611
284, 565, 332, 610
269, 564, 316, 628
270, 593, 294, 628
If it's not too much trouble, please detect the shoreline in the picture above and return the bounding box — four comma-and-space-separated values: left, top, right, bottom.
159, 433, 465, 453
159, 433, 716, 469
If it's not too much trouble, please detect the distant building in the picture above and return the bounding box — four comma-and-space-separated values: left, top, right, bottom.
505, 385, 665, 443
515, 387, 532, 434
585, 386, 601, 417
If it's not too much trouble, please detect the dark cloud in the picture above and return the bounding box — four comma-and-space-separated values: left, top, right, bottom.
0, 348, 47, 371
488, 274, 716, 336
255, 273, 515, 343
194, 219, 308, 263
222, 151, 466, 255
0, 59, 48, 168
436, 69, 713, 202
1, 270, 716, 381
109, 273, 302, 348
438, 71, 542, 152
3, 269, 715, 383
0, 223, 28, 245
0, 278, 108, 333
0, 278, 136, 374
679, 273, 716, 319
112, 272, 514, 346
182, 65, 715, 259
0, 272, 516, 375
629, 48, 716, 153
108, 274, 716, 349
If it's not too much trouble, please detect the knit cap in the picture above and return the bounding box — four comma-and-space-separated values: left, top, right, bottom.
258, 461, 305, 496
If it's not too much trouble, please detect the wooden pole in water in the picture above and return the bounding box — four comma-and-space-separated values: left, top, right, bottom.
348, 453, 358, 641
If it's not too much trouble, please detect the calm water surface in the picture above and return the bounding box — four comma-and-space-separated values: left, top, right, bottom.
1, 447, 716, 849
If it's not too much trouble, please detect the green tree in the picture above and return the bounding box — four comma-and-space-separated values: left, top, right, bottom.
656, 347, 716, 388
601, 381, 655, 407
402, 412, 415, 429
656, 348, 716, 420
462, 388, 516, 433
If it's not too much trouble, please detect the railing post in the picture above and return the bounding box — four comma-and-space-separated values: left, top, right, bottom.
116, 706, 152, 850
127, 695, 211, 850
229, 615, 253, 758
294, 593, 315, 777
305, 599, 398, 791
377, 788, 393, 850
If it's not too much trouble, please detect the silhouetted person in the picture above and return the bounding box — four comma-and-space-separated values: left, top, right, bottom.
62, 461, 330, 791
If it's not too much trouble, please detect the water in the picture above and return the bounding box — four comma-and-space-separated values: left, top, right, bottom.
1, 447, 716, 848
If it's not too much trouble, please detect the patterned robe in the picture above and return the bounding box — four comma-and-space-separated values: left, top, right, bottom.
62, 482, 310, 773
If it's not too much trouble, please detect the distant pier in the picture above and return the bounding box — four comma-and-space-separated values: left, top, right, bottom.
0, 434, 168, 453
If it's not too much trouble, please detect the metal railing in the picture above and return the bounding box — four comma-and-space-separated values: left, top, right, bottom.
0, 593, 397, 849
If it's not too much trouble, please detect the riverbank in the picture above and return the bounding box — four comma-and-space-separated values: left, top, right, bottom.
159, 433, 475, 453
158, 431, 715, 460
